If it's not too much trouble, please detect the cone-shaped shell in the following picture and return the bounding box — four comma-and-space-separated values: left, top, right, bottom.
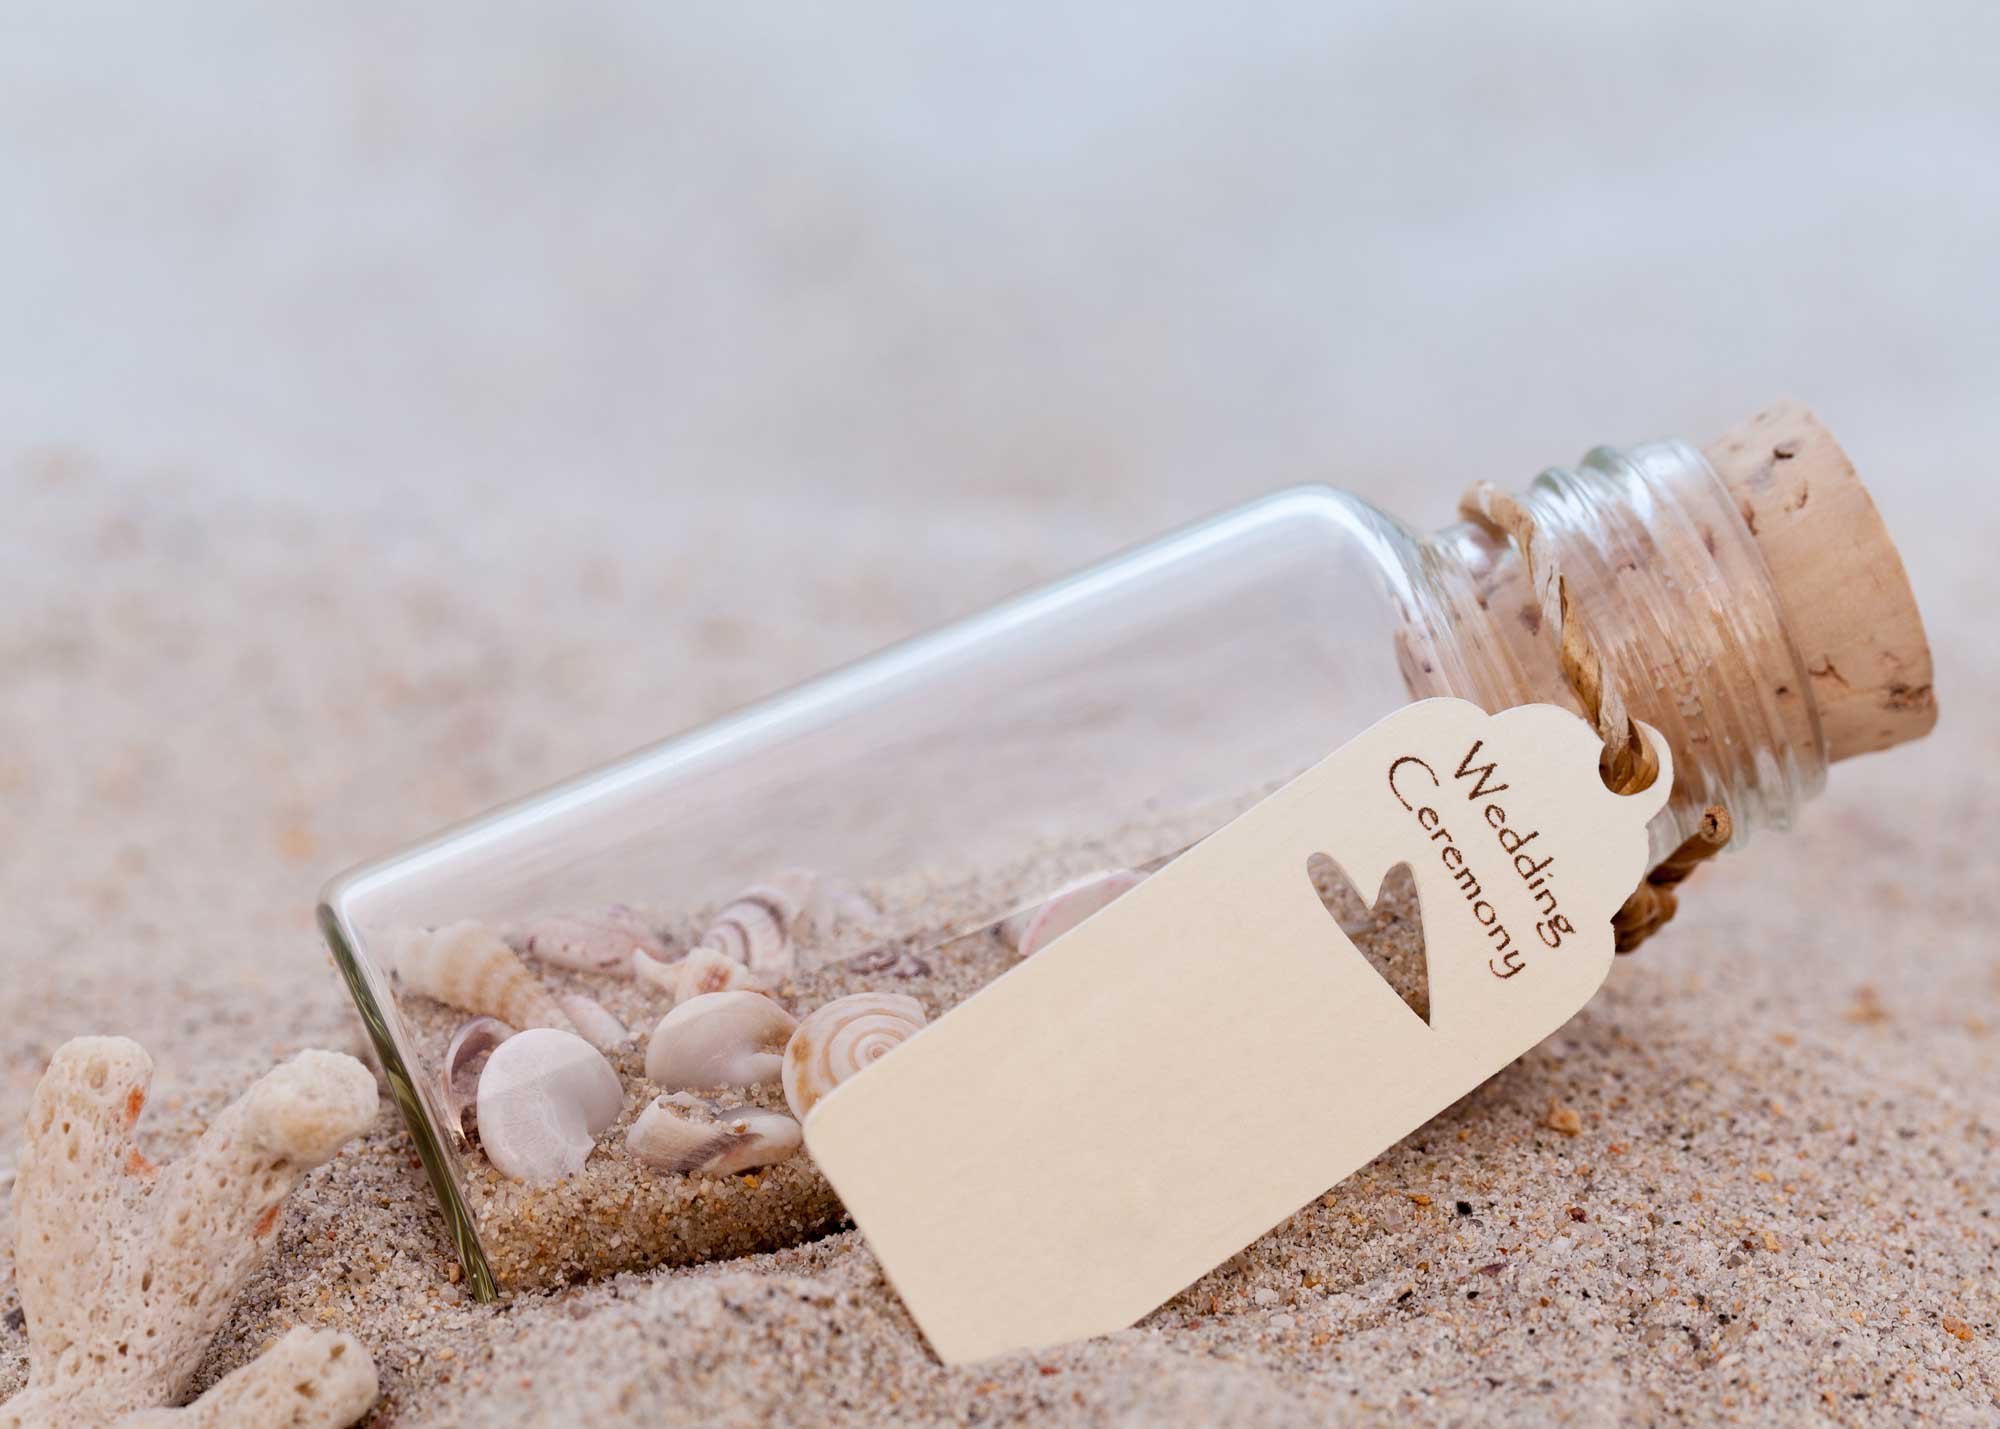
393, 921, 573, 1031
699, 879, 806, 979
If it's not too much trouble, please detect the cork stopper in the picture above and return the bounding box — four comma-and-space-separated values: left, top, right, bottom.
1702, 402, 1937, 763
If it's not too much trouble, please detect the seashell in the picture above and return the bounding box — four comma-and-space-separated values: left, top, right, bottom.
517, 904, 670, 975
781, 992, 926, 1121
392, 921, 574, 1032
999, 869, 1146, 957
693, 870, 886, 976
699, 879, 807, 979
843, 946, 932, 979
772, 868, 880, 938
658, 1090, 718, 1114
631, 946, 680, 998
441, 1016, 512, 1141
556, 993, 630, 1051
627, 1096, 801, 1176
474, 1028, 623, 1185
807, 876, 881, 936
645, 991, 797, 1091
625, 1097, 736, 1174
632, 945, 774, 1004
765, 867, 822, 908
705, 1105, 803, 1174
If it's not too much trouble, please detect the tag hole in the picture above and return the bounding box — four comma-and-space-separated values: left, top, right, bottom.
1308, 855, 1430, 1027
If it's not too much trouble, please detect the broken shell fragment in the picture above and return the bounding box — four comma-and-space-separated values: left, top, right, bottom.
632, 945, 773, 1004
999, 869, 1146, 957
658, 1090, 719, 1114
518, 904, 671, 975
392, 921, 574, 1032
441, 1016, 512, 1142
627, 1096, 801, 1175
474, 1028, 624, 1185
843, 946, 932, 979
782, 992, 926, 1121
625, 1097, 737, 1174
645, 991, 797, 1091
557, 993, 630, 1051
706, 1105, 803, 1174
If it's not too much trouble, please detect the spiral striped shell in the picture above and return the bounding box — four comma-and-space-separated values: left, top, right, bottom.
781, 992, 926, 1121
700, 876, 811, 979
392, 922, 573, 1033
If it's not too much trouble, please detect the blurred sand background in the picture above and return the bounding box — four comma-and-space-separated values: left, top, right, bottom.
2, 4, 1996, 1423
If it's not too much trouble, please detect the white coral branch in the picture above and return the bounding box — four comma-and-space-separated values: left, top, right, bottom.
114, 1328, 378, 1429
2, 1037, 381, 1428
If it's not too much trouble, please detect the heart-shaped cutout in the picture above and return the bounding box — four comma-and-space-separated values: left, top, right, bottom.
1308, 854, 1429, 1026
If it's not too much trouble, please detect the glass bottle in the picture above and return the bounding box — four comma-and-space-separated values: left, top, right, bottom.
321, 403, 1933, 1298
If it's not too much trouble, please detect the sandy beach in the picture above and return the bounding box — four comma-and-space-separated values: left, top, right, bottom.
3, 438, 1994, 1424
4, 7, 1997, 1422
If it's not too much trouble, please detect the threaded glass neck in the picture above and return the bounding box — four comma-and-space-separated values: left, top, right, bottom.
1404, 440, 1828, 862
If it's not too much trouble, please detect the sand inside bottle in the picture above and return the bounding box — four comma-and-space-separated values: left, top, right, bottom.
388, 796, 1431, 1293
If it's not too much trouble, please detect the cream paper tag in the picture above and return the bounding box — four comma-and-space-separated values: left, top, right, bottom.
806, 699, 1672, 1364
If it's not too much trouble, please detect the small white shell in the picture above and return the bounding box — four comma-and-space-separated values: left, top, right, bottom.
518, 905, 670, 976
627, 1097, 801, 1176
393, 921, 574, 1032
999, 869, 1145, 957
645, 991, 797, 1091
781, 992, 926, 1121
441, 1016, 513, 1142
557, 993, 630, 1051
474, 1028, 623, 1185
632, 946, 773, 1004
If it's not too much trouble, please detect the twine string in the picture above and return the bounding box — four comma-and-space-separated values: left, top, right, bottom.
1457, 480, 1723, 953
1611, 804, 1730, 954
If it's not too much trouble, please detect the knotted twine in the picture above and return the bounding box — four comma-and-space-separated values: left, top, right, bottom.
1457, 481, 1728, 954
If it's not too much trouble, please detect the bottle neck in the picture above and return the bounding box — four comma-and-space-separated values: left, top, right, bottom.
1399, 440, 1829, 862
